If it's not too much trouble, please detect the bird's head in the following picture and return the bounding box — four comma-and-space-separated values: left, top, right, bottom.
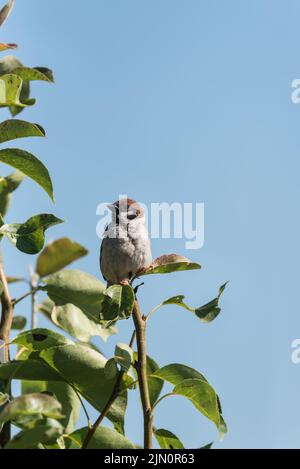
108, 198, 145, 224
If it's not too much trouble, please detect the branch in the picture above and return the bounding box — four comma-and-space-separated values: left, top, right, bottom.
0, 261, 13, 363
81, 371, 124, 449
81, 329, 136, 449
29, 268, 38, 329
12, 288, 40, 307
132, 300, 153, 449
0, 258, 13, 448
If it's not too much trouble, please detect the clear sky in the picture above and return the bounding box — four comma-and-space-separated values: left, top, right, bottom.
1, 0, 300, 449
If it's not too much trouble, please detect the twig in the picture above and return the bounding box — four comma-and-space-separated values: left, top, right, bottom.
81, 329, 136, 449
81, 371, 124, 449
70, 385, 91, 428
0, 262, 13, 364
0, 258, 13, 447
29, 267, 38, 329
129, 330, 136, 348
12, 288, 40, 307
132, 300, 153, 449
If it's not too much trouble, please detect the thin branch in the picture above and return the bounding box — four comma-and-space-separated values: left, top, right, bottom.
12, 288, 40, 307
29, 267, 38, 329
31, 291, 37, 329
0, 262, 13, 363
70, 385, 91, 428
129, 330, 136, 348
81, 329, 136, 449
0, 258, 13, 448
132, 300, 153, 449
81, 368, 125, 449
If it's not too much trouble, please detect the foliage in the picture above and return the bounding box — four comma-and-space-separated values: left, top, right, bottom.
0, 1, 228, 450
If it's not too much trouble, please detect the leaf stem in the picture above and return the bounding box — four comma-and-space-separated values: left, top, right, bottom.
151, 392, 176, 412
132, 299, 153, 449
144, 303, 163, 322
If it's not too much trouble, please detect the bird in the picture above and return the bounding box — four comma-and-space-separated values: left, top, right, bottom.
100, 198, 152, 286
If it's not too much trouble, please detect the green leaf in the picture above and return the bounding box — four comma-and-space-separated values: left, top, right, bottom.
0, 360, 64, 382
0, 119, 45, 143
35, 297, 53, 318
138, 254, 201, 276
12, 67, 54, 83
0, 73, 26, 107
65, 426, 135, 449
0, 56, 53, 116
0, 393, 63, 428
39, 343, 126, 432
0, 171, 24, 217
36, 238, 88, 277
173, 379, 225, 435
11, 315, 27, 330
46, 382, 80, 434
161, 284, 227, 324
0, 1, 15, 28
154, 363, 207, 385
37, 298, 116, 343
0, 214, 64, 254
0, 148, 54, 201
42, 269, 106, 323
5, 418, 63, 449
0, 56, 30, 116
12, 328, 73, 352
154, 429, 185, 449
50, 302, 117, 343
22, 380, 47, 395
153, 364, 226, 437
114, 343, 133, 372
0, 392, 9, 406
0, 171, 24, 194
200, 442, 213, 449
99, 285, 135, 322
104, 358, 118, 379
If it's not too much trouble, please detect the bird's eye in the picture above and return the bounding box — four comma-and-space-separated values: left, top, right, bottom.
127, 212, 137, 220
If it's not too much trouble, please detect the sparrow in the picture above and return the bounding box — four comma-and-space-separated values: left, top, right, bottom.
100, 198, 152, 286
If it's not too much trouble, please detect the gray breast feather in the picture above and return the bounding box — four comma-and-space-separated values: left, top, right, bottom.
100, 221, 152, 285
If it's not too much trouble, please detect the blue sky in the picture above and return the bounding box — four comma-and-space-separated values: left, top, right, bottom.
1, 0, 300, 449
